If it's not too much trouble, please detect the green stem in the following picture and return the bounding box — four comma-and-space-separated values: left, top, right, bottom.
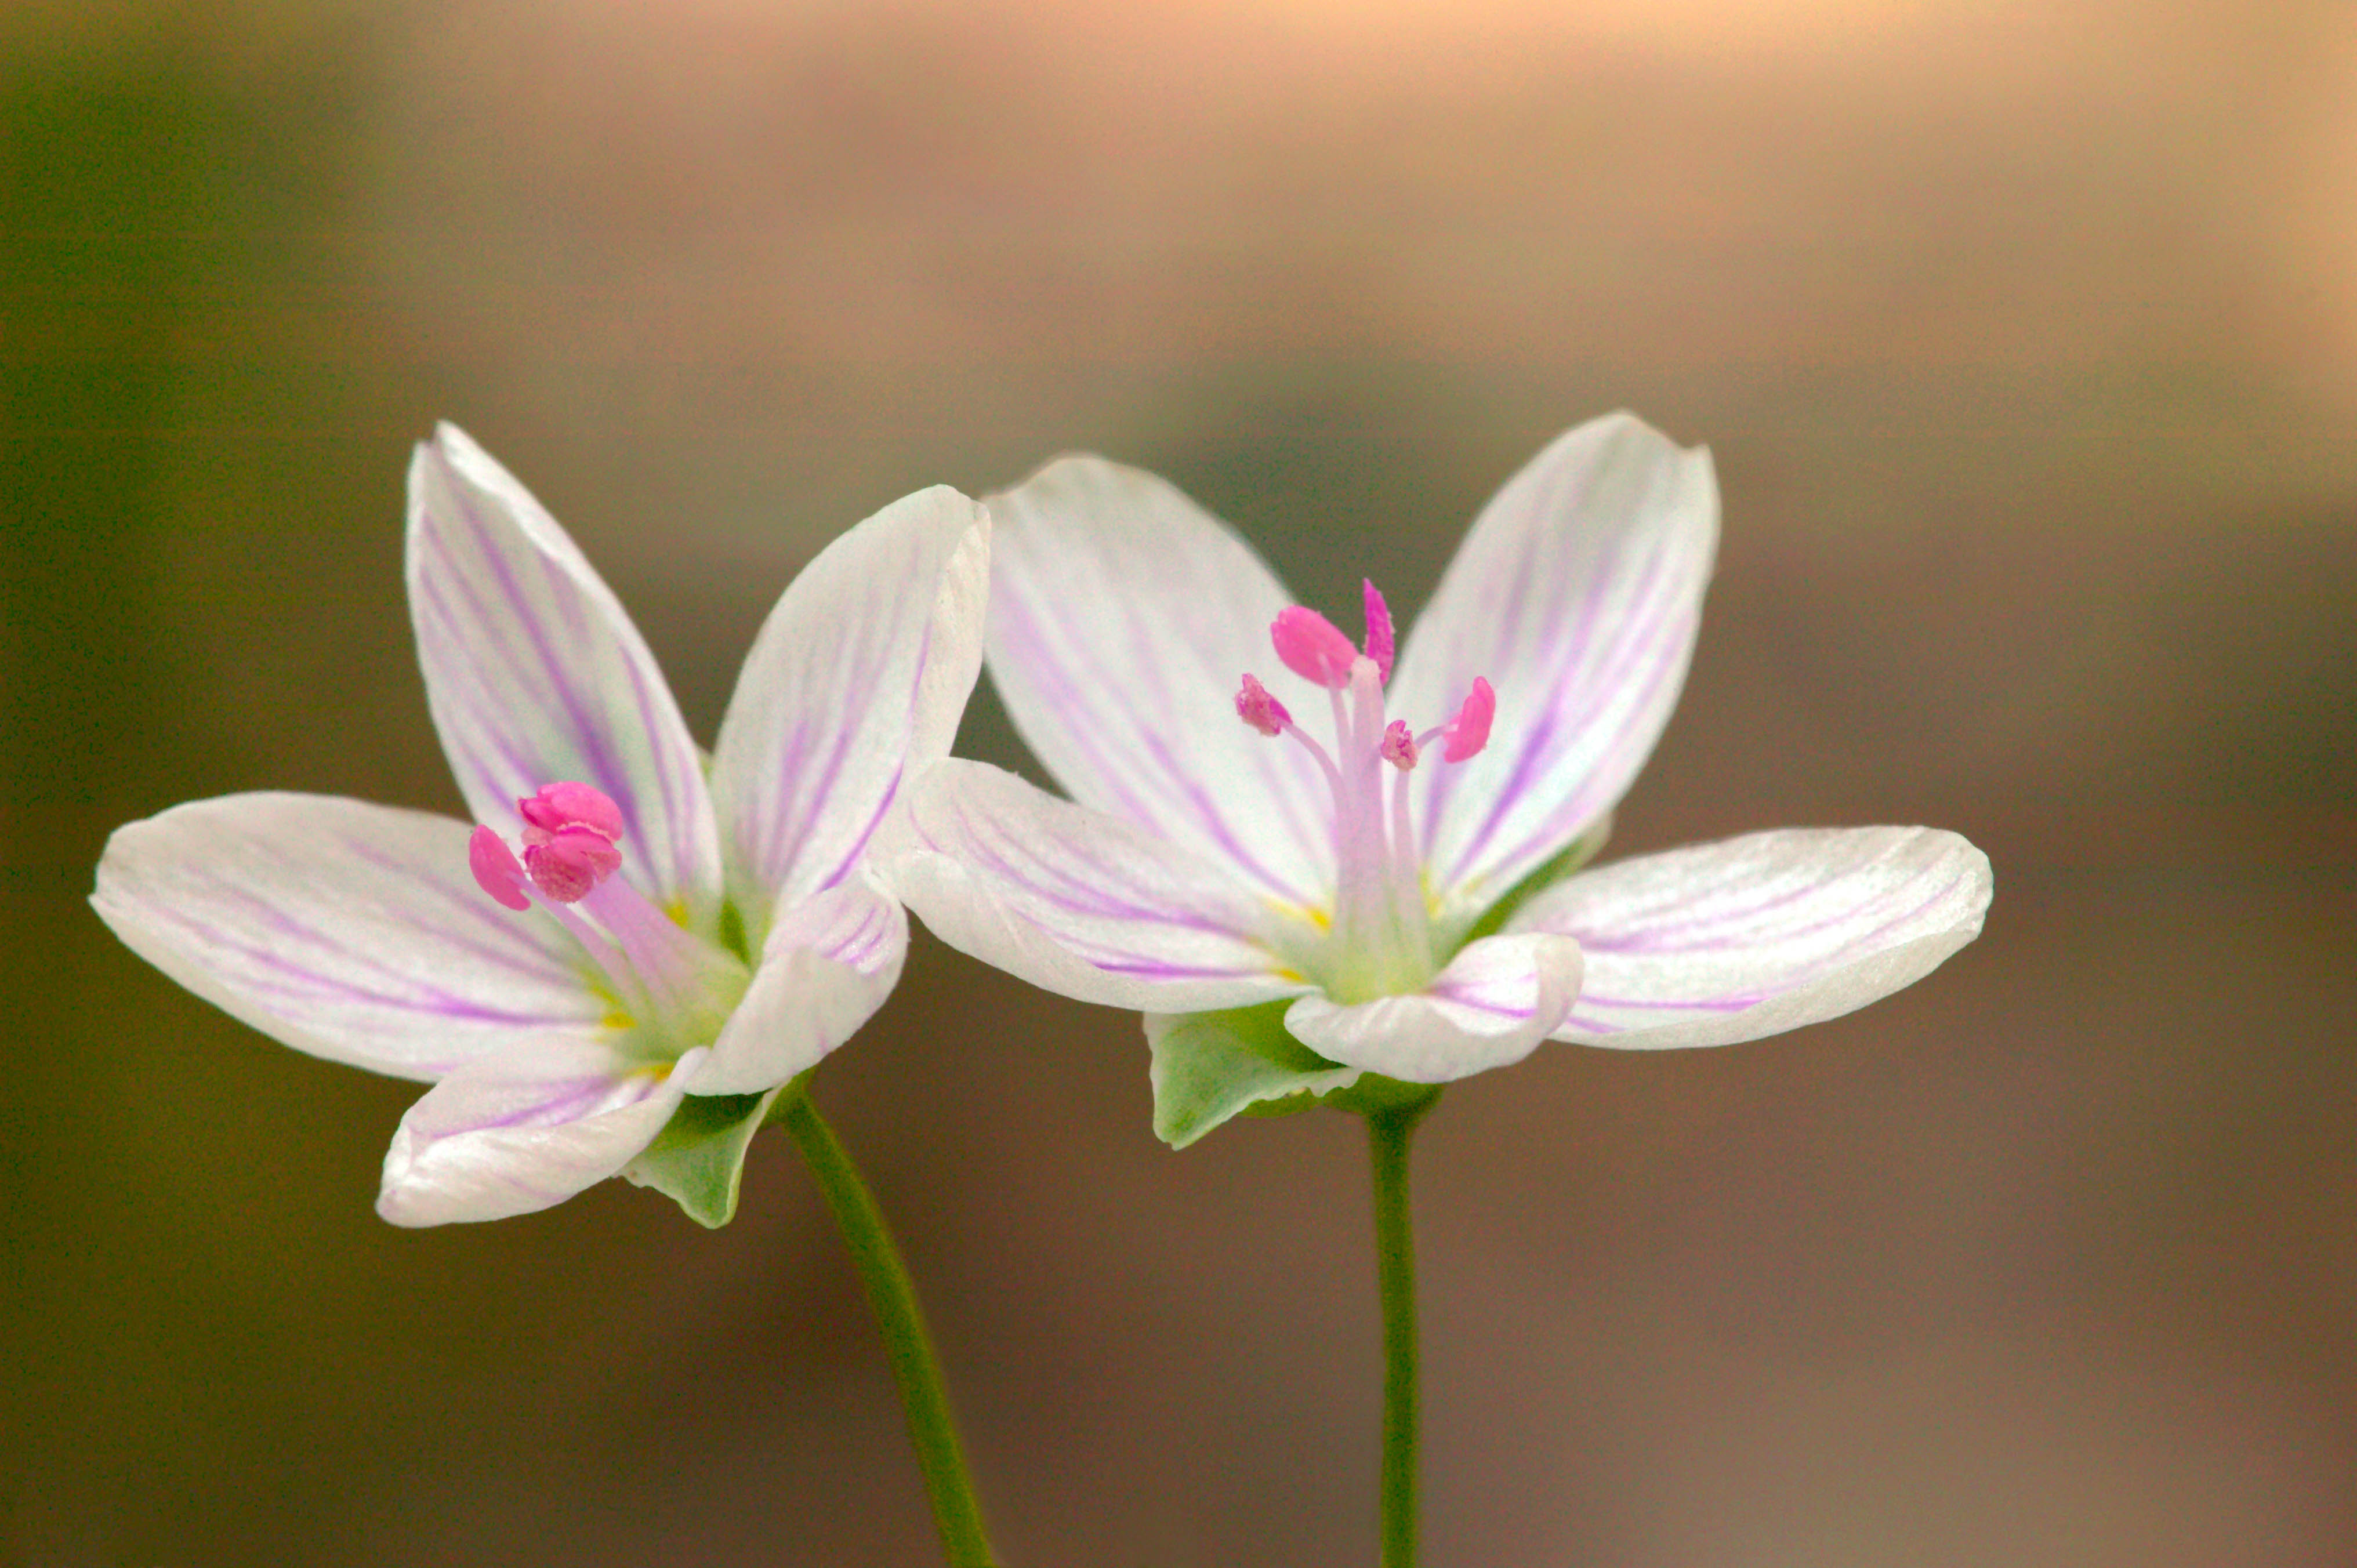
781, 1091, 998, 1566
1368, 1102, 1429, 1568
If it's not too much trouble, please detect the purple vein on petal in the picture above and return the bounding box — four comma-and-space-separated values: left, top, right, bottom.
1137, 728, 1312, 903
1582, 847, 1951, 960
619, 645, 690, 892
767, 720, 853, 891
1437, 516, 1694, 891
908, 808, 1282, 981
821, 902, 892, 969
434, 485, 645, 850
992, 594, 1186, 826
1567, 876, 1825, 952
1418, 476, 1620, 865
1088, 957, 1283, 981
153, 899, 586, 1028
443, 1072, 662, 1136
1462, 602, 1695, 885
933, 792, 1265, 941
1424, 986, 1535, 1020
333, 837, 576, 971
205, 876, 571, 1006
814, 764, 902, 893
1419, 455, 1619, 842
414, 571, 558, 797
1573, 865, 1974, 1024
993, 587, 1318, 908
1574, 994, 1757, 1012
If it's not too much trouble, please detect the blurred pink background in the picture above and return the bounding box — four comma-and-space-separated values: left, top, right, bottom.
5, 1, 2354, 1563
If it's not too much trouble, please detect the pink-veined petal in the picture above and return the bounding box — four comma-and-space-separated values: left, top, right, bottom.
1391, 413, 1717, 916
889, 759, 1311, 1014
375, 1040, 699, 1226
1510, 826, 1991, 1049
1282, 932, 1583, 1083
684, 876, 910, 1095
407, 424, 721, 916
92, 793, 607, 1083
984, 455, 1334, 908
709, 487, 988, 932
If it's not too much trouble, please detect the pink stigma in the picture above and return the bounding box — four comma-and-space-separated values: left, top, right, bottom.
1270, 606, 1360, 690
1442, 677, 1495, 763
469, 825, 532, 911
1236, 673, 1292, 736
1362, 580, 1395, 684
518, 781, 625, 843
1380, 718, 1418, 771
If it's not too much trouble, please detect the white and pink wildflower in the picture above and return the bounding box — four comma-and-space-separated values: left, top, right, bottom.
891, 412, 1991, 1143
95, 426, 988, 1223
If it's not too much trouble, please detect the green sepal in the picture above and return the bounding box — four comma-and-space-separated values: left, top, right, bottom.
623, 1079, 795, 1228
1147, 1001, 1366, 1148
1318, 1072, 1444, 1122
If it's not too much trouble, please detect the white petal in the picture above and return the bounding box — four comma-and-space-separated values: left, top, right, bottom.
984, 455, 1334, 908
375, 1040, 698, 1226
1391, 413, 1717, 916
709, 487, 988, 931
1511, 826, 1992, 1050
408, 424, 722, 914
683, 876, 909, 1095
1283, 933, 1584, 1083
890, 760, 1311, 1013
92, 793, 606, 1082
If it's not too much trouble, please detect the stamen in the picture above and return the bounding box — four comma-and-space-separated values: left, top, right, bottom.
518, 781, 625, 842
579, 873, 712, 1021
1235, 673, 1292, 736
497, 781, 629, 904
463, 778, 734, 1031
1270, 606, 1361, 690
467, 821, 638, 1001
1388, 757, 1423, 940
1362, 580, 1395, 685
469, 825, 532, 911
521, 827, 622, 903
1239, 586, 1504, 1003
1442, 676, 1495, 762
1328, 657, 1396, 972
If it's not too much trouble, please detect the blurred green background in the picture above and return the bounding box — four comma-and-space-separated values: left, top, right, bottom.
6, 1, 2354, 1563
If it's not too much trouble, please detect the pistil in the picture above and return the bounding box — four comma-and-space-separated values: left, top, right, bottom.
1235, 583, 1495, 1003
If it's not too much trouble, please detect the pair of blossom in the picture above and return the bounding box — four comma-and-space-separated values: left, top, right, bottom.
95, 411, 1990, 1222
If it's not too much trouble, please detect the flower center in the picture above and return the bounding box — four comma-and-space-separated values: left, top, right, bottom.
469, 781, 746, 1054
1236, 580, 1494, 1003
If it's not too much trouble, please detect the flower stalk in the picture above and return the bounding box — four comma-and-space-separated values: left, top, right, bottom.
781, 1091, 997, 1566
1368, 1095, 1434, 1568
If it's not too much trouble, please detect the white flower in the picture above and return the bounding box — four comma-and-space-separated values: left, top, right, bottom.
891, 412, 1990, 1144
95, 426, 988, 1223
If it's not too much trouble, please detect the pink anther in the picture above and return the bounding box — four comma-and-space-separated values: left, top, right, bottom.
1235, 673, 1292, 736
1442, 676, 1495, 763
469, 825, 534, 911
521, 827, 622, 904
1270, 607, 1361, 691
1361, 580, 1395, 685
517, 781, 626, 843
1380, 718, 1419, 771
